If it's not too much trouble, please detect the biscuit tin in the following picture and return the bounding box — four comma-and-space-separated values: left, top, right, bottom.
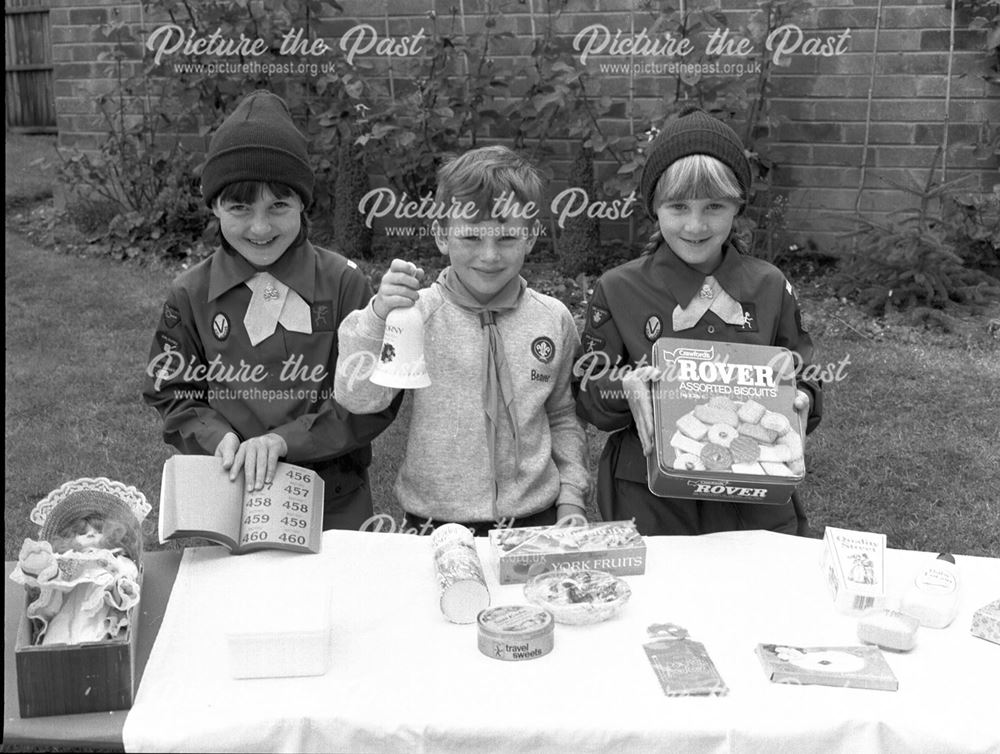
488, 521, 646, 585
970, 599, 1000, 645
477, 605, 554, 661
647, 338, 805, 504
822, 526, 886, 614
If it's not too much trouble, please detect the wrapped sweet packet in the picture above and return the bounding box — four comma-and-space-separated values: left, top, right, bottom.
642, 623, 728, 697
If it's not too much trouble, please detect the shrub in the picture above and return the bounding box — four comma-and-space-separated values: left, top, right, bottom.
333, 140, 374, 260
556, 144, 601, 277
833, 154, 1000, 313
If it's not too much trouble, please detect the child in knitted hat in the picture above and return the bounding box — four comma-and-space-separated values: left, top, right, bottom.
334, 146, 589, 535
575, 106, 822, 537
143, 90, 401, 531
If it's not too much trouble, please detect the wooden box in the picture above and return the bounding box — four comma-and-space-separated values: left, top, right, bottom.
14, 577, 140, 718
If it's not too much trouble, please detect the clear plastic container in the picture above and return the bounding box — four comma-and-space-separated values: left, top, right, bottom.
524, 570, 631, 625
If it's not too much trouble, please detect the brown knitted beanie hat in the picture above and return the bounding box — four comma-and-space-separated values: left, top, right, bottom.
201, 90, 314, 208
639, 106, 752, 219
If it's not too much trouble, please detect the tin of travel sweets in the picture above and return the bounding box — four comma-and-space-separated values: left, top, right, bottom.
477, 605, 554, 661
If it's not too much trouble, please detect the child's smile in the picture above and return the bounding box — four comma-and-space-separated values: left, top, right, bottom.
435, 218, 537, 303
656, 198, 739, 273
213, 187, 304, 267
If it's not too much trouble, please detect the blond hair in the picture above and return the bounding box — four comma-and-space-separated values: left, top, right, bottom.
651, 154, 744, 208
643, 155, 746, 256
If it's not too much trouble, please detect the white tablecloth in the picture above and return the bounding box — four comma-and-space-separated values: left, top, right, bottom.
123, 530, 1000, 753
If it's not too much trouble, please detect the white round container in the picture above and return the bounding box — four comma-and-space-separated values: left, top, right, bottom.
431, 523, 490, 624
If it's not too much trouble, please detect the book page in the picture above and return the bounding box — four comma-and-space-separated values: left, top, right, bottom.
237, 462, 324, 553
160, 455, 244, 550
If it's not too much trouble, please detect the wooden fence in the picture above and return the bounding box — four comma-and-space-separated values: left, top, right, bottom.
5, 0, 55, 132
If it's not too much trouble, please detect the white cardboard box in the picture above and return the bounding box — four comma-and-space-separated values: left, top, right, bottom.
225, 560, 332, 679
822, 526, 886, 614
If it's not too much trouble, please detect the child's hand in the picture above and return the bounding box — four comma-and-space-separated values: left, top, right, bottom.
215, 432, 240, 469
794, 389, 811, 425
556, 504, 587, 527
622, 366, 665, 457
228, 434, 288, 491
373, 259, 424, 320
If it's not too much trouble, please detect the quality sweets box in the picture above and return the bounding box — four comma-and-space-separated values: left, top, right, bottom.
488, 521, 646, 585
648, 338, 805, 504
822, 527, 886, 615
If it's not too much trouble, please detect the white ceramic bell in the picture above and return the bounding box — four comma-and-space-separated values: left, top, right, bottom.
370, 305, 432, 389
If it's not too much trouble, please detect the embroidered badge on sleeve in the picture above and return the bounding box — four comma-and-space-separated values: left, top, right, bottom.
588, 305, 612, 329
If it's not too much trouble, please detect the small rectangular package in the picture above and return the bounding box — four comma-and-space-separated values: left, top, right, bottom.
14, 570, 142, 718
647, 338, 805, 504
488, 521, 646, 585
970, 599, 1000, 645
822, 526, 887, 614
226, 579, 332, 679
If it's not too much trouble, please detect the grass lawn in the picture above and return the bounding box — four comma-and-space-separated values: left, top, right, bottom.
5, 132, 57, 207
5, 227, 999, 559
5, 134, 999, 560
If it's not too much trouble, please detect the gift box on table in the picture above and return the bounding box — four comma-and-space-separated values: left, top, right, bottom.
488, 521, 646, 585
971, 599, 1000, 645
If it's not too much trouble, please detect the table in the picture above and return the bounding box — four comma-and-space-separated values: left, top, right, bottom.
4, 533, 999, 752
3, 550, 182, 749
119, 530, 999, 754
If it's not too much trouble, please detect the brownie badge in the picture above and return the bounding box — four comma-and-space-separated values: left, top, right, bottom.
311, 300, 334, 331
736, 303, 758, 332
162, 303, 181, 329
589, 305, 611, 329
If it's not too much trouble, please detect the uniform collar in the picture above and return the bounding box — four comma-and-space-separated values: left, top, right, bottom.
653, 242, 745, 307
208, 240, 317, 302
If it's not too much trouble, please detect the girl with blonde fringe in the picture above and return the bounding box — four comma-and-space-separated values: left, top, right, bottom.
575, 106, 823, 536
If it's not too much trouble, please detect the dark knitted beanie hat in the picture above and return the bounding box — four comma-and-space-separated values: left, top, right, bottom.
639, 106, 752, 219
201, 90, 314, 208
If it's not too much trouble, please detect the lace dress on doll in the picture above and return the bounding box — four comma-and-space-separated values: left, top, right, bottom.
11, 528, 141, 645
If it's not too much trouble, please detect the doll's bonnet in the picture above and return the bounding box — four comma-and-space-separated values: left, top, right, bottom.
30, 478, 151, 562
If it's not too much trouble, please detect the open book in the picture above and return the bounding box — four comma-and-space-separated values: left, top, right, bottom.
159, 455, 324, 554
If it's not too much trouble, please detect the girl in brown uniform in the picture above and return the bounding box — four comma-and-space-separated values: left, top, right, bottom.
575, 107, 822, 536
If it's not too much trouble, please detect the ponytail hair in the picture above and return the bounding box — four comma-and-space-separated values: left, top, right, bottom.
640, 228, 663, 256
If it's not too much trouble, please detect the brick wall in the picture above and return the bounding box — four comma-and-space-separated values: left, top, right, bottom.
51, 0, 998, 253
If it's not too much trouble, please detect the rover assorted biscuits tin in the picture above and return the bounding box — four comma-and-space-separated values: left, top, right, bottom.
477, 605, 554, 661
647, 338, 805, 504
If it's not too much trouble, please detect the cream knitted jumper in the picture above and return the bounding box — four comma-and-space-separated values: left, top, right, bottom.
335, 279, 589, 523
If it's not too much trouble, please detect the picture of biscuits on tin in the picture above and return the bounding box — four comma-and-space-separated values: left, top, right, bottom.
670, 396, 803, 477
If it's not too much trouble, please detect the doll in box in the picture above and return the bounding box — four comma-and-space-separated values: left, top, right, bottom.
10, 478, 150, 646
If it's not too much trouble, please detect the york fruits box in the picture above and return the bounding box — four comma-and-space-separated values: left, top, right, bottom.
488, 521, 646, 585
648, 338, 804, 504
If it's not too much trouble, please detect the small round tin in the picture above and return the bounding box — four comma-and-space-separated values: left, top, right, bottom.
477, 605, 554, 661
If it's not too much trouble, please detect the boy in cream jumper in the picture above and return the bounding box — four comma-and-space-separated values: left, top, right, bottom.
335, 146, 589, 535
